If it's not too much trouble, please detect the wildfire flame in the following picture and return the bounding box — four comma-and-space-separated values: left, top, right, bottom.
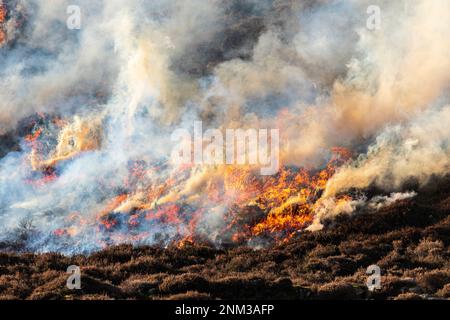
25, 115, 353, 246
0, 4, 6, 45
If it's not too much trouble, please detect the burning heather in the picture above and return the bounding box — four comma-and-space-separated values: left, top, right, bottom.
0, 0, 449, 255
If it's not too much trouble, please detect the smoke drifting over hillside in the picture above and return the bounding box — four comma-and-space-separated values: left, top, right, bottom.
0, 0, 449, 253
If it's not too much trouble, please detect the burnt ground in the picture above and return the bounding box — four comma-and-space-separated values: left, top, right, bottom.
0, 176, 449, 300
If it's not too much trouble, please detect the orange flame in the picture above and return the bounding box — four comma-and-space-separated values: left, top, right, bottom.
25, 116, 353, 246
0, 4, 7, 45
88, 147, 352, 245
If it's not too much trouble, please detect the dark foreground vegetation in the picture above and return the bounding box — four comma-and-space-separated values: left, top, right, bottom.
0, 176, 449, 300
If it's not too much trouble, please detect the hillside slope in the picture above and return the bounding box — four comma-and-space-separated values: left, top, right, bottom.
1, 177, 449, 300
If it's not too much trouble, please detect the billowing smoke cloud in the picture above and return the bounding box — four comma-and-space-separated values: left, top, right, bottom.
0, 0, 448, 253
324, 106, 450, 198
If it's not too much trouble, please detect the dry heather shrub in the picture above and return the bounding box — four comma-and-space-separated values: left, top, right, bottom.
266, 250, 288, 264
255, 261, 279, 274
416, 270, 450, 293
316, 282, 363, 300
159, 273, 210, 295
372, 275, 418, 299
0, 252, 32, 266
75, 276, 124, 298
89, 244, 135, 265
210, 276, 296, 300
0, 294, 18, 300
423, 215, 450, 241
30, 274, 124, 300
376, 240, 417, 270
120, 275, 161, 298
303, 254, 357, 277
224, 255, 256, 272
436, 283, 450, 298
28, 274, 67, 300
308, 245, 339, 258
414, 239, 445, 256
394, 293, 424, 300
34, 252, 70, 272
282, 239, 316, 256
78, 294, 112, 300
164, 291, 212, 300
82, 265, 124, 284
119, 256, 171, 274
339, 239, 371, 255
408, 238, 446, 266
163, 245, 216, 268
0, 274, 32, 299
327, 256, 358, 276
295, 270, 334, 286
0, 266, 8, 275
339, 238, 391, 264
30, 270, 64, 288
304, 257, 331, 273
178, 263, 209, 274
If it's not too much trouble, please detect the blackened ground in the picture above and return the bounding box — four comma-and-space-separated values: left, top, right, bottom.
0, 176, 449, 300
